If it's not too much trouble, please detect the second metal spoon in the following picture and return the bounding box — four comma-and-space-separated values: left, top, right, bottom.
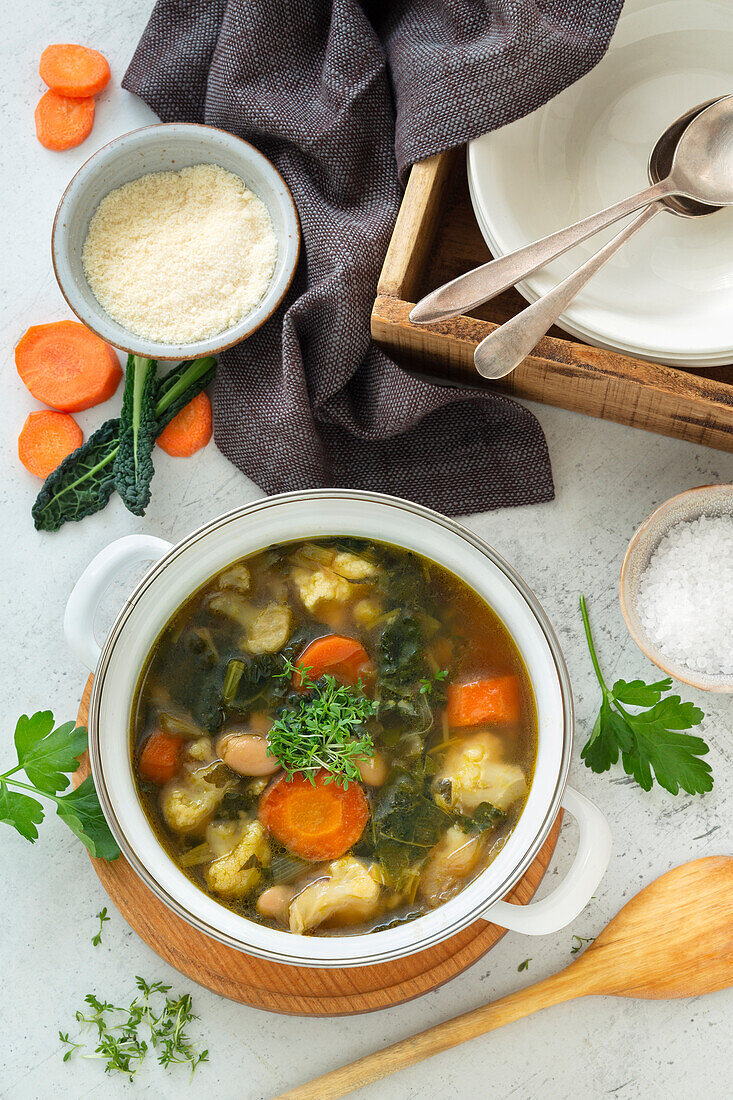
473, 100, 721, 381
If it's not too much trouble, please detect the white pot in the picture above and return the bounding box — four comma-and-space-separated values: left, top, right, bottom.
65, 490, 611, 968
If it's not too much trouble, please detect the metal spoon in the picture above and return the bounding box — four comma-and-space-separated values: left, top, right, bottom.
409, 94, 733, 325
473, 99, 722, 380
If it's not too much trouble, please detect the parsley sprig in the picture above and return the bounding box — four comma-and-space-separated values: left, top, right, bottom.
60, 977, 208, 1080
580, 596, 712, 795
268, 658, 377, 788
0, 710, 119, 859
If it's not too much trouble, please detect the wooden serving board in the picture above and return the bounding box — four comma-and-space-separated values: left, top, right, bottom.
76, 677, 561, 1016
372, 149, 733, 452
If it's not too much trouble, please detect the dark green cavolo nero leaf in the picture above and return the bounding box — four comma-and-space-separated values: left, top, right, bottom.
114, 355, 158, 517
31, 357, 217, 532
32, 418, 120, 532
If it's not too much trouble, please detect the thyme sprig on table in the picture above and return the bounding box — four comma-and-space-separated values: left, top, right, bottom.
267, 658, 377, 788
579, 596, 712, 795
60, 978, 208, 1081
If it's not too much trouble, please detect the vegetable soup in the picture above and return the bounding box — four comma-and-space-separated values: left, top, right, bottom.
132, 539, 537, 936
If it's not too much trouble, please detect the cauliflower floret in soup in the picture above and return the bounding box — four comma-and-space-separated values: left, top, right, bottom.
246, 602, 292, 654
161, 773, 227, 835
205, 820, 271, 899
291, 566, 352, 610
434, 730, 527, 815
331, 551, 378, 580
289, 858, 382, 934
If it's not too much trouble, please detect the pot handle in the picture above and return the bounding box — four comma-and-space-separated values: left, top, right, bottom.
482, 786, 611, 935
64, 534, 173, 671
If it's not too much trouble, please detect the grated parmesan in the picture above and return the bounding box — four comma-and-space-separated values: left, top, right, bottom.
82, 163, 278, 344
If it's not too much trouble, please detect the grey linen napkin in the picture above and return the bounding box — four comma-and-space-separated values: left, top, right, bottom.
124, 0, 623, 515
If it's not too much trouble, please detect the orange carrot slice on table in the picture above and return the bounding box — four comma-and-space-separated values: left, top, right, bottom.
35, 90, 94, 150
138, 731, 183, 785
446, 674, 521, 727
39, 44, 111, 98
295, 634, 371, 688
259, 770, 369, 861
18, 410, 83, 479
15, 321, 122, 412
157, 392, 212, 457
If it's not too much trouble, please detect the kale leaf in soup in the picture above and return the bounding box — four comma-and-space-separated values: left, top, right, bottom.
131, 538, 537, 936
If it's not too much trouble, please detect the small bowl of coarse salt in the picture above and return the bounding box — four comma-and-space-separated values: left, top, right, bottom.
52, 123, 300, 359
620, 484, 733, 692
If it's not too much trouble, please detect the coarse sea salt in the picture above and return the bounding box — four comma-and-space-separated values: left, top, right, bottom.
636, 514, 733, 677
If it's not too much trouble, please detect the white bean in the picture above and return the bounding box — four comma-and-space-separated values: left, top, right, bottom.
257, 885, 294, 924
356, 752, 388, 786
217, 732, 280, 777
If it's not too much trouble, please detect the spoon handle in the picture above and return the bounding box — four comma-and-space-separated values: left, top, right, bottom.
273, 968, 580, 1100
409, 179, 671, 324
474, 202, 661, 380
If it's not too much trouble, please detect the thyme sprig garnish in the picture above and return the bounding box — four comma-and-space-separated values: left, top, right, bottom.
267, 657, 377, 788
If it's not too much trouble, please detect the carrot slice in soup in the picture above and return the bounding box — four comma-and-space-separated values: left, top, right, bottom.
39, 44, 111, 98
138, 731, 183, 785
18, 410, 82, 479
446, 675, 521, 727
295, 634, 371, 688
258, 771, 369, 861
15, 322, 122, 412
35, 90, 95, 150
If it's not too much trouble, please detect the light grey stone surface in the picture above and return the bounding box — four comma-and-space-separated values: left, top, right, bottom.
1, 3, 730, 1098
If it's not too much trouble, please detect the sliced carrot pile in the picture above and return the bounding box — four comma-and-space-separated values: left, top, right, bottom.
18, 410, 82, 479
138, 731, 183, 786
295, 634, 371, 688
39, 44, 111, 98
157, 392, 212, 457
16, 321, 122, 412
446, 674, 521, 727
259, 770, 369, 861
34, 90, 94, 150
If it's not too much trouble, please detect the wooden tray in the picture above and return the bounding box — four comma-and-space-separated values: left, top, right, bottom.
372, 149, 733, 452
76, 677, 561, 1016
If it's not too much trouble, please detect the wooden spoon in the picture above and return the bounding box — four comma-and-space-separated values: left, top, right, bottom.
274, 857, 733, 1100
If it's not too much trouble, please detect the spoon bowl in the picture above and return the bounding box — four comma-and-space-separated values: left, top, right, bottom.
668, 94, 733, 206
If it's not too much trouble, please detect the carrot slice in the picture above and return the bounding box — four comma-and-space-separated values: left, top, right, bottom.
295, 634, 371, 688
15, 321, 122, 412
35, 90, 94, 150
39, 44, 111, 98
18, 410, 82, 479
446, 675, 521, 727
157, 392, 212, 457
259, 770, 369, 861
138, 731, 183, 786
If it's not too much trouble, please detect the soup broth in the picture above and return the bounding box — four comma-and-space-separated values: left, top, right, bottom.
132, 538, 537, 936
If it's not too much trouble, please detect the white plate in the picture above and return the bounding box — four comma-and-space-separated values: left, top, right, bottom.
467, 0, 733, 368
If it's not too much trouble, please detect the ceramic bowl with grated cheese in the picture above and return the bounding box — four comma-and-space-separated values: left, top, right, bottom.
52, 124, 300, 360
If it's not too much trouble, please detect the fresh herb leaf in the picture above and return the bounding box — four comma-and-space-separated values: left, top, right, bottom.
114, 355, 158, 517
0, 711, 119, 859
0, 781, 45, 841
13, 711, 87, 794
579, 596, 712, 795
92, 907, 110, 947
570, 934, 593, 955
62, 977, 208, 1080
268, 659, 377, 788
517, 958, 531, 972
32, 358, 217, 532
57, 775, 121, 860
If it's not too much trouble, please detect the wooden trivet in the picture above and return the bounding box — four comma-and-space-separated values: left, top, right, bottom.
77, 677, 561, 1015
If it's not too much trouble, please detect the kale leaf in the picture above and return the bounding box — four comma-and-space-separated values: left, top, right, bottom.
114, 355, 158, 516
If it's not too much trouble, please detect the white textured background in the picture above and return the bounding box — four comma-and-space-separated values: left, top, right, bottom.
1, 3, 731, 1098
